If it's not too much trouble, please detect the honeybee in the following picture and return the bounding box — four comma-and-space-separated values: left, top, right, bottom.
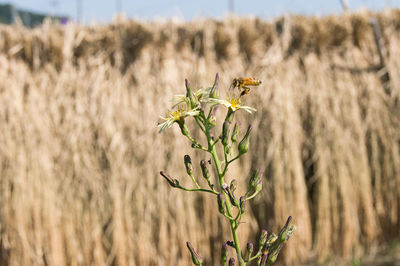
231, 77, 262, 96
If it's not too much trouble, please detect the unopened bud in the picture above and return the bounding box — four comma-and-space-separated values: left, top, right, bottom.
200, 160, 211, 180
249, 168, 261, 189
186, 241, 203, 265
223, 185, 238, 206
238, 125, 252, 155
264, 233, 278, 250
278, 216, 293, 242
240, 196, 247, 213
259, 229, 268, 248
255, 175, 263, 193
228, 258, 235, 266
245, 242, 254, 261
185, 79, 197, 109
184, 155, 193, 176
230, 179, 237, 192
210, 73, 219, 98
220, 242, 228, 266
231, 122, 240, 143
222, 121, 230, 146
217, 193, 226, 215
209, 107, 218, 127
160, 171, 179, 188
226, 241, 235, 248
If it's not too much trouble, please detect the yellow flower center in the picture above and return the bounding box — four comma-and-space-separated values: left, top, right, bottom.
228, 97, 241, 109
170, 109, 184, 120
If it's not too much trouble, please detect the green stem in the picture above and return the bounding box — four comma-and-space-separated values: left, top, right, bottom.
206, 131, 245, 265
188, 173, 201, 189
177, 186, 218, 195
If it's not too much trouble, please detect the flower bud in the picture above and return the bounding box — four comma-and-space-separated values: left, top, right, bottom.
278, 216, 294, 242
264, 233, 278, 250
226, 241, 235, 248
259, 229, 268, 248
240, 196, 247, 213
186, 241, 202, 265
223, 185, 238, 207
228, 258, 235, 266
217, 193, 226, 215
220, 242, 228, 266
160, 171, 179, 188
245, 242, 253, 261
184, 155, 193, 176
209, 106, 218, 128
210, 73, 219, 98
249, 168, 261, 189
238, 125, 252, 155
229, 179, 237, 192
231, 122, 240, 143
222, 121, 230, 146
255, 175, 263, 193
185, 79, 197, 109
200, 160, 211, 181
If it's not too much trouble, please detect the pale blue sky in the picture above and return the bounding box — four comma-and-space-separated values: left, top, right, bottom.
2, 0, 400, 23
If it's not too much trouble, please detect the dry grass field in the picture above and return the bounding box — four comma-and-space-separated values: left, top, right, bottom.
0, 9, 399, 265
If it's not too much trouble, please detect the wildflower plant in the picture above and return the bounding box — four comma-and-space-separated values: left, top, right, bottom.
158, 74, 295, 266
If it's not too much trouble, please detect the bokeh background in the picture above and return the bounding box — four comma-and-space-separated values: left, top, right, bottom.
0, 1, 399, 265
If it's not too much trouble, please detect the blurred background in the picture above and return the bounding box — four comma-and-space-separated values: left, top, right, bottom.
0, 1, 399, 266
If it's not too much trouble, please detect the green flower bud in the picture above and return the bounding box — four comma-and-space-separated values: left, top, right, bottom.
231, 122, 240, 143
223, 184, 238, 206
220, 242, 228, 266
200, 160, 210, 181
238, 125, 252, 155
185, 79, 198, 109
259, 229, 268, 248
229, 179, 237, 192
222, 121, 230, 146
255, 175, 263, 193
264, 233, 278, 251
186, 241, 203, 266
245, 242, 253, 261
217, 193, 226, 215
249, 168, 262, 190
209, 106, 218, 128
228, 258, 235, 266
278, 216, 293, 242
210, 73, 219, 98
160, 171, 179, 188
240, 196, 247, 213
184, 155, 193, 176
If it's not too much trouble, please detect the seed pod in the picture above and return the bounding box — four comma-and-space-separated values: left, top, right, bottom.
222, 121, 230, 146
200, 160, 210, 181
238, 125, 252, 155
184, 155, 193, 176
186, 241, 202, 265
217, 193, 226, 215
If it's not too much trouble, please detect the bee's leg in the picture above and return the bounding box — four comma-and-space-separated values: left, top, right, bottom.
240, 87, 250, 97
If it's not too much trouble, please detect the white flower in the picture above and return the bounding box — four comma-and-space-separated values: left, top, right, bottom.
208, 96, 256, 113
158, 106, 200, 133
